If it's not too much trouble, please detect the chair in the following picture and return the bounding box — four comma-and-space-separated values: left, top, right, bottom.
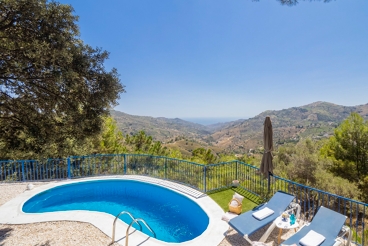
280, 206, 351, 246
227, 191, 296, 244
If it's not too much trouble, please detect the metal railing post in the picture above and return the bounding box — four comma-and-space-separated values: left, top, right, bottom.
267, 172, 271, 194
67, 157, 71, 179
164, 157, 167, 179
21, 160, 25, 181
203, 165, 207, 193
235, 161, 238, 181
123, 154, 127, 175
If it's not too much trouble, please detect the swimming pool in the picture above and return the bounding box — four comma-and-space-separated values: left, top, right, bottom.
0, 176, 228, 246
22, 179, 209, 243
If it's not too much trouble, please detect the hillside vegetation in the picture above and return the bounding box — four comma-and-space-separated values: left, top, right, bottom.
102, 110, 368, 203
112, 101, 368, 157
110, 110, 209, 141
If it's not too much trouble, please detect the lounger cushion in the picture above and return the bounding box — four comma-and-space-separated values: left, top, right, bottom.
252, 207, 274, 220
233, 193, 244, 203
299, 230, 325, 246
230, 200, 239, 206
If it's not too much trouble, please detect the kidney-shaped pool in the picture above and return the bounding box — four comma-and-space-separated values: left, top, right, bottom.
22, 179, 209, 243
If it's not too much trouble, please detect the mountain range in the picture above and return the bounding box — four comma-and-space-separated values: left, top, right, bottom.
111, 101, 368, 157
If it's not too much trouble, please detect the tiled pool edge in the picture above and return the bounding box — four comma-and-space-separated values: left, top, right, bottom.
0, 175, 228, 246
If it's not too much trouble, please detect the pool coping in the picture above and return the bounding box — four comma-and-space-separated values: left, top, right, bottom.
0, 175, 229, 246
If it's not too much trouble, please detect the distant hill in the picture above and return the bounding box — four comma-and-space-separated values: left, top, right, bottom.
110, 110, 210, 142
205, 119, 245, 132
111, 102, 368, 157
207, 101, 368, 153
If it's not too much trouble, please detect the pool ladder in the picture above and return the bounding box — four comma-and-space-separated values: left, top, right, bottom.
112, 211, 156, 246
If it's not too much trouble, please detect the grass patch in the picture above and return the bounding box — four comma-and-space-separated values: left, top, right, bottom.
208, 188, 260, 214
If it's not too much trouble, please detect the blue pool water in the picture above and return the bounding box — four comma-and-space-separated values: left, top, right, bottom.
22, 180, 209, 243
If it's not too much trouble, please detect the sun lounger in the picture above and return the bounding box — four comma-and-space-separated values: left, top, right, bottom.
280, 206, 351, 246
227, 191, 296, 244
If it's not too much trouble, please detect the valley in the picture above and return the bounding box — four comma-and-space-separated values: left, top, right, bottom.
111, 101, 368, 157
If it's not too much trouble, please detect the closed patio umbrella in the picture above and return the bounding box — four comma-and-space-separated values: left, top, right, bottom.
260, 116, 273, 178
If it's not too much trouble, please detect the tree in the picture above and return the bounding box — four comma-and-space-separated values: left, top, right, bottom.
125, 131, 169, 156
272, 0, 334, 6
167, 149, 183, 159
191, 148, 217, 164
0, 0, 125, 159
126, 131, 153, 153
246, 0, 334, 6
320, 112, 368, 202
148, 141, 168, 156
95, 116, 126, 154
274, 139, 320, 185
315, 168, 360, 201
321, 112, 368, 182
273, 138, 361, 199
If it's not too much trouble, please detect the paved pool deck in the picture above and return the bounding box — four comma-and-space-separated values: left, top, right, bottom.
0, 175, 229, 246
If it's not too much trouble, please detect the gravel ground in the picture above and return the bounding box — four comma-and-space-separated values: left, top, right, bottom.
0, 182, 296, 246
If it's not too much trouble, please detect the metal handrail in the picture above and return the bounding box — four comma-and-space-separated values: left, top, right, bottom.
111, 211, 142, 243
126, 218, 156, 246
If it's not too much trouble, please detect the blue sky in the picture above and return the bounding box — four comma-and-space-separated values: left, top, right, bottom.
58, 0, 368, 120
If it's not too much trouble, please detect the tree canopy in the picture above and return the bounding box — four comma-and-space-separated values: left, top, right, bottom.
321, 112, 368, 202
125, 131, 170, 156
191, 148, 217, 164
274, 138, 360, 200
95, 116, 126, 154
0, 0, 125, 159
321, 112, 368, 182
276, 0, 333, 6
